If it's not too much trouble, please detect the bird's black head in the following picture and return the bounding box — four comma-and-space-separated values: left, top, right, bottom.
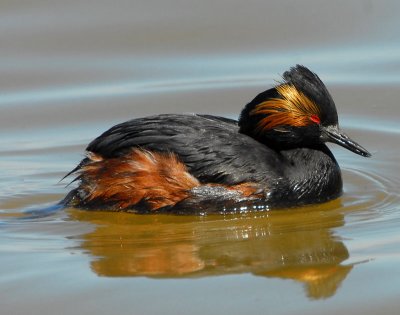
239, 65, 371, 157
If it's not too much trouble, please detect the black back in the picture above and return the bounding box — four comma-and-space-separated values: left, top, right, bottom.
86, 114, 284, 185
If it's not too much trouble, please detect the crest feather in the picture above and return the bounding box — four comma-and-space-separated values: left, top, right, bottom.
250, 84, 321, 132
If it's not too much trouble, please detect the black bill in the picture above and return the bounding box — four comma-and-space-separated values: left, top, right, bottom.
322, 125, 371, 157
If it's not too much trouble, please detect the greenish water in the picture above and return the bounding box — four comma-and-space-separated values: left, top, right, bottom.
1, 1, 400, 314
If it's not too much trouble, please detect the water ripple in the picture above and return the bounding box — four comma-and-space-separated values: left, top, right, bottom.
1, 43, 400, 106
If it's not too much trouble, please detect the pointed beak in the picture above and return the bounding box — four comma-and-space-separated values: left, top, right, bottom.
321, 125, 371, 157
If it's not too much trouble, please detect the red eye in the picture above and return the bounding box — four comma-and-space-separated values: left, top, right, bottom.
310, 115, 321, 124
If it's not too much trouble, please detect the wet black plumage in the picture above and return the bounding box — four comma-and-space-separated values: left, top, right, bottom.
63, 65, 371, 213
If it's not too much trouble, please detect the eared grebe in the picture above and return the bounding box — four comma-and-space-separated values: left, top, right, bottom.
63, 65, 371, 214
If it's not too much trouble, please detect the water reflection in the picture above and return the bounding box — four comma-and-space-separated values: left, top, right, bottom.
70, 200, 354, 299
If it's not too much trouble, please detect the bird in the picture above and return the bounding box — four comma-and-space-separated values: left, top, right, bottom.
62, 65, 371, 214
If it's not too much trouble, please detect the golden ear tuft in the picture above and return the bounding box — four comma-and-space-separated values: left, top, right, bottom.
250, 84, 321, 132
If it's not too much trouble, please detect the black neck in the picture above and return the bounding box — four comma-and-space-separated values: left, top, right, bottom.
270, 145, 343, 206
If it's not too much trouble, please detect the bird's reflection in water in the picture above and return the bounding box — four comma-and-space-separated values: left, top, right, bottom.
69, 199, 353, 300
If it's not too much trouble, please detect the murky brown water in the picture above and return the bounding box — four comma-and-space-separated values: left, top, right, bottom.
1, 1, 400, 314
